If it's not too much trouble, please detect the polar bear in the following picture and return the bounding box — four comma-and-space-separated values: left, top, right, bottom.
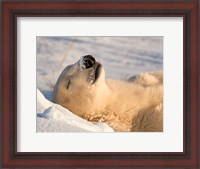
52, 55, 163, 132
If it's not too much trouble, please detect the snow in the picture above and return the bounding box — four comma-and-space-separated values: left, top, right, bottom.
36, 36, 163, 132
37, 89, 114, 132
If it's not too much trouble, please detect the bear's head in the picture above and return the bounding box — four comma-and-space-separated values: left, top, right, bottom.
52, 55, 110, 117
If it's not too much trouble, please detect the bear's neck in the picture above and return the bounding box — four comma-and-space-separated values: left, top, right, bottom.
93, 80, 111, 106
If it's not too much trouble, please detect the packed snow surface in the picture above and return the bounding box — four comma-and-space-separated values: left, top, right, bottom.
36, 36, 163, 132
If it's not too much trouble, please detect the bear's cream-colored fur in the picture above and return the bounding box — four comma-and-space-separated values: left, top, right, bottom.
53, 57, 163, 132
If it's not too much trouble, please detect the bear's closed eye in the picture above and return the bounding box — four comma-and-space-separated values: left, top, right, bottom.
65, 80, 70, 89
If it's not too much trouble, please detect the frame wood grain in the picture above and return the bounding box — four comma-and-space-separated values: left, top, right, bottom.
1, 1, 199, 168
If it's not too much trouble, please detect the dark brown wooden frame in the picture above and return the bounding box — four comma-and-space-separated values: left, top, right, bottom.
1, 1, 199, 168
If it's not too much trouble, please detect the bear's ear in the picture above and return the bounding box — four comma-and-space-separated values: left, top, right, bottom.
65, 80, 70, 89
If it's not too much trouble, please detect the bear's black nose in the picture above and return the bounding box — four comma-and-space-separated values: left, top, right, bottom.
83, 55, 96, 68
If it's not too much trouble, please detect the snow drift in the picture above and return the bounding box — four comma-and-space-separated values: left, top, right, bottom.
37, 89, 114, 132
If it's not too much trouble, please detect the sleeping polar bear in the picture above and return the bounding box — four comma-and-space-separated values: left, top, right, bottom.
53, 55, 163, 132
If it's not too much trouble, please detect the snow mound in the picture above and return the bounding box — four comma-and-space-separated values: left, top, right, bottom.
36, 89, 114, 132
